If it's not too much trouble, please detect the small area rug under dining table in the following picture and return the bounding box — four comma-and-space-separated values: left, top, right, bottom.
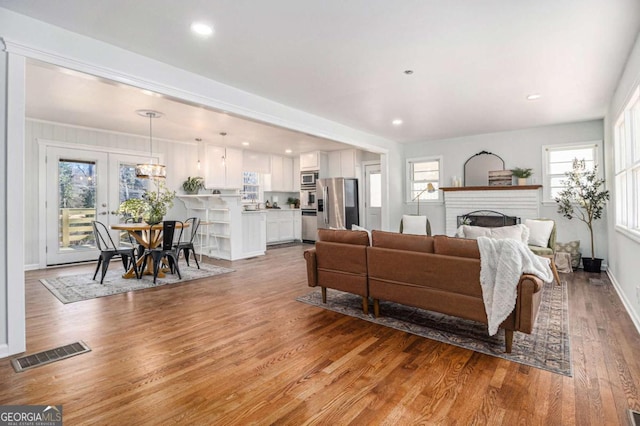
41, 262, 234, 304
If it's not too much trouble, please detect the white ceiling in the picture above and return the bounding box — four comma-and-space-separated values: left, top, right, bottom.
3, 0, 640, 147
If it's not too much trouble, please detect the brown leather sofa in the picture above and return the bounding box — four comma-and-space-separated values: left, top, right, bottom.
303, 229, 544, 353
303, 228, 370, 314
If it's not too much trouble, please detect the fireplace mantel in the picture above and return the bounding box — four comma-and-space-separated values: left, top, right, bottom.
441, 185, 542, 192
442, 185, 542, 236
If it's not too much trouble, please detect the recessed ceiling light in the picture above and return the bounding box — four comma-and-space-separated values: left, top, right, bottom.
392, 119, 403, 126
191, 22, 213, 37
242, 141, 250, 146
526, 94, 541, 100
404, 70, 414, 75
285, 149, 293, 154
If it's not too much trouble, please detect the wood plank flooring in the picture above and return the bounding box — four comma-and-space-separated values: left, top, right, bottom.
1, 244, 639, 424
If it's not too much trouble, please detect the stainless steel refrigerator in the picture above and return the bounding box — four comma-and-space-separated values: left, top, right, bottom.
316, 178, 359, 230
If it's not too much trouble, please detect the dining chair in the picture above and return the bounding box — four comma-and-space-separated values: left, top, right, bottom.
92, 220, 140, 284
174, 217, 201, 269
141, 220, 183, 283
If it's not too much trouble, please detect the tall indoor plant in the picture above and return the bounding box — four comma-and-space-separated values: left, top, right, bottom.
555, 159, 609, 272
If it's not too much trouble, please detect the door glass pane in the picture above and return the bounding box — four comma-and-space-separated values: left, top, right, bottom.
118, 163, 149, 244
58, 159, 97, 251
369, 172, 381, 207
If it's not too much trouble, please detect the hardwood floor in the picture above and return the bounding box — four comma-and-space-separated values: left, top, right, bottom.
1, 244, 639, 425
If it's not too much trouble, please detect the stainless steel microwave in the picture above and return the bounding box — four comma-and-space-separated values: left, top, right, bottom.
301, 171, 318, 186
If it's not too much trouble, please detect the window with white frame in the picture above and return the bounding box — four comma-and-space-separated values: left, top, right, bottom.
241, 171, 261, 202
543, 142, 600, 202
406, 156, 442, 203
614, 86, 640, 234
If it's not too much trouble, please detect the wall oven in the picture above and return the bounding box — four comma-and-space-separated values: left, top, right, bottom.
300, 190, 316, 210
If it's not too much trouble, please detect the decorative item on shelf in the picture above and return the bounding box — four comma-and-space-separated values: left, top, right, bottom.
413, 183, 436, 215
555, 159, 609, 273
182, 176, 204, 194
511, 167, 533, 186
488, 170, 513, 186
141, 180, 176, 225
287, 197, 297, 209
135, 110, 166, 179
211, 189, 221, 194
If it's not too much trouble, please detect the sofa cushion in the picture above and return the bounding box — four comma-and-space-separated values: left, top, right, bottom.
524, 219, 554, 247
317, 228, 370, 246
456, 224, 529, 243
459, 225, 491, 239
351, 224, 372, 245
371, 230, 434, 253
433, 235, 481, 259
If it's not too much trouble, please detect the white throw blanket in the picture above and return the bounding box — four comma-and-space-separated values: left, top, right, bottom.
477, 237, 554, 336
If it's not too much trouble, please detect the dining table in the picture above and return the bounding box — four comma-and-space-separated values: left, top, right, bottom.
110, 221, 189, 279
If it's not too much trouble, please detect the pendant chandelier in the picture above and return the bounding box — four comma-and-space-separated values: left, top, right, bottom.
135, 110, 166, 179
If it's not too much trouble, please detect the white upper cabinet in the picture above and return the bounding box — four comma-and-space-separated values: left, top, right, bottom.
327, 149, 361, 178
293, 157, 300, 191
267, 155, 295, 191
204, 145, 243, 189
300, 151, 327, 172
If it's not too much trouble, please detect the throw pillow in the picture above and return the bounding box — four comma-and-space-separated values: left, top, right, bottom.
351, 224, 372, 245
490, 224, 530, 244
461, 225, 491, 239
555, 240, 581, 268
402, 215, 427, 236
524, 219, 554, 247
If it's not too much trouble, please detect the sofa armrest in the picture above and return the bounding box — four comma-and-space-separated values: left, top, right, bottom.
303, 248, 318, 287
514, 274, 544, 333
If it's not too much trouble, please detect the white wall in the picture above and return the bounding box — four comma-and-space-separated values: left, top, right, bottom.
402, 120, 607, 260
606, 32, 640, 332
0, 49, 8, 353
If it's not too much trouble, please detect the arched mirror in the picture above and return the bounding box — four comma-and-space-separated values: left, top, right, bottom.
463, 151, 505, 186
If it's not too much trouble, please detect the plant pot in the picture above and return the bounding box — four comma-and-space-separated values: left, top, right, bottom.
517, 177, 527, 186
582, 257, 603, 273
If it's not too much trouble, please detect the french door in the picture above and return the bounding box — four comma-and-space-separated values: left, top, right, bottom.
45, 146, 149, 265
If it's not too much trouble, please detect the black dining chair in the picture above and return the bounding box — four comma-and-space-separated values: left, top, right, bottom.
174, 217, 200, 269
141, 220, 183, 283
92, 220, 140, 284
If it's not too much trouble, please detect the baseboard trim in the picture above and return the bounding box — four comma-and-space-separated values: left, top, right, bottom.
607, 270, 640, 337
24, 263, 40, 271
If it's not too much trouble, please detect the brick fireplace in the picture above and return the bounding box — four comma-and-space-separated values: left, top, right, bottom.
442, 185, 542, 236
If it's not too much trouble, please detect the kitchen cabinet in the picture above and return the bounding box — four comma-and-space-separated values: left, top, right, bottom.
266, 209, 301, 245
176, 194, 266, 260
328, 149, 361, 178
204, 145, 243, 189
300, 151, 328, 172
293, 157, 300, 192
266, 155, 295, 191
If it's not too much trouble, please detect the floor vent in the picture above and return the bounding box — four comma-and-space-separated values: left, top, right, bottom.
589, 278, 605, 286
630, 410, 640, 426
11, 341, 91, 373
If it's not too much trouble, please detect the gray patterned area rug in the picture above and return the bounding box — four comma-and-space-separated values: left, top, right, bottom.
41, 263, 234, 304
297, 281, 571, 376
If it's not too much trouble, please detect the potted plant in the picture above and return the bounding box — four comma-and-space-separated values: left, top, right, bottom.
287, 197, 297, 209
555, 159, 610, 272
182, 176, 205, 194
142, 181, 176, 225
116, 198, 147, 222
511, 167, 533, 185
